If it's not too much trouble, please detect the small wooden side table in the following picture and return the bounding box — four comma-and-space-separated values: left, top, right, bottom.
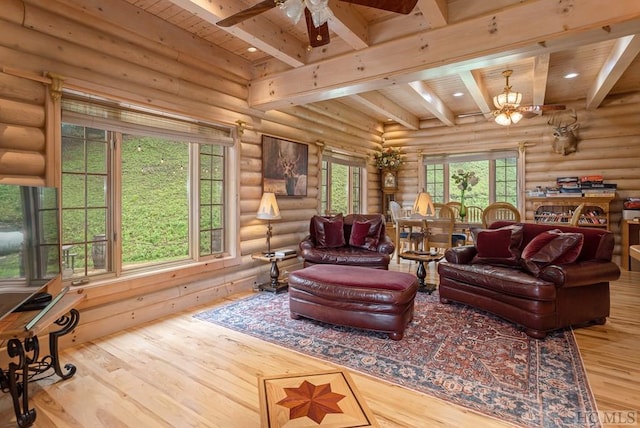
399, 251, 444, 294
0, 291, 85, 428
252, 252, 297, 293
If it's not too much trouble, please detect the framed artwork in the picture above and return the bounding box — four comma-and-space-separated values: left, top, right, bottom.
262, 135, 308, 196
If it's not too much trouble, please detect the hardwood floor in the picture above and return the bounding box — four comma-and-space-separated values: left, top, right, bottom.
1, 264, 638, 427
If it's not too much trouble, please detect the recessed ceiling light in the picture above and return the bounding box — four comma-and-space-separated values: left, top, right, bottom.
564, 72, 579, 79
453, 92, 464, 97
247, 47, 258, 53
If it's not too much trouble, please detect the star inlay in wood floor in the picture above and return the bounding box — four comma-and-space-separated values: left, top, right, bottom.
258, 370, 378, 427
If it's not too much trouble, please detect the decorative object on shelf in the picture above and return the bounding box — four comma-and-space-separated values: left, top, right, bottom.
412, 191, 435, 217
256, 192, 282, 256
262, 135, 308, 197
451, 170, 479, 220
373, 147, 404, 170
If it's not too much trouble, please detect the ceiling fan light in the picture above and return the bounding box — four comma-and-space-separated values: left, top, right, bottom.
511, 111, 523, 124
494, 112, 512, 126
305, 0, 332, 27
493, 91, 522, 109
281, 0, 304, 24
507, 91, 522, 106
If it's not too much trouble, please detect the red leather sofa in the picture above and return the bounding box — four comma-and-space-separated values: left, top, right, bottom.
299, 213, 395, 270
438, 221, 620, 338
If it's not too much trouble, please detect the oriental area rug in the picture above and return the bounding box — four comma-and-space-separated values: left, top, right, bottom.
194, 292, 600, 428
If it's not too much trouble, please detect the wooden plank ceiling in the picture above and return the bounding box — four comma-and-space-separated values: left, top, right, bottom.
88, 0, 640, 128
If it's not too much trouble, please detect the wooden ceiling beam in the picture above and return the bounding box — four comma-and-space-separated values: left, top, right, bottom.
351, 92, 420, 130
417, 0, 448, 29
586, 34, 640, 109
169, 0, 308, 68
328, 0, 369, 49
248, 0, 640, 110
532, 54, 550, 108
407, 81, 455, 126
458, 69, 492, 117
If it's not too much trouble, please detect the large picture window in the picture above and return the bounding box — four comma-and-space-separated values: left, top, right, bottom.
422, 151, 519, 208
321, 151, 365, 215
60, 91, 234, 280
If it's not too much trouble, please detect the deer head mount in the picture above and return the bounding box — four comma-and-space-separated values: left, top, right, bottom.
548, 110, 580, 155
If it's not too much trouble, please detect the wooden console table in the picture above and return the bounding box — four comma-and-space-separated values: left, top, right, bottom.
0, 292, 85, 427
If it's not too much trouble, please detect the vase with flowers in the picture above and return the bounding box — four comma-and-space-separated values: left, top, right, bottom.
451, 169, 479, 220
373, 147, 404, 171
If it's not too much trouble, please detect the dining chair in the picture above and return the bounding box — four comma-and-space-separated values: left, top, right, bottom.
426, 204, 455, 253
445, 201, 462, 220
390, 201, 425, 263
465, 205, 484, 225
481, 202, 521, 228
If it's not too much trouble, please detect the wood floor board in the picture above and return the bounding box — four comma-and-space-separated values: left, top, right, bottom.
1, 263, 638, 427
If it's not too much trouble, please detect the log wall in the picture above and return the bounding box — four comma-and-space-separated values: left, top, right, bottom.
0, 0, 380, 347
383, 93, 640, 263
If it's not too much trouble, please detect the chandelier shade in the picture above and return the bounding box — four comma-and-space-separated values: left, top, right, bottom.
492, 70, 524, 126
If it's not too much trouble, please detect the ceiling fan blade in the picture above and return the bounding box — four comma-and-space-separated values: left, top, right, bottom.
518, 104, 566, 118
339, 0, 418, 14
305, 8, 330, 47
457, 111, 492, 118
216, 0, 277, 27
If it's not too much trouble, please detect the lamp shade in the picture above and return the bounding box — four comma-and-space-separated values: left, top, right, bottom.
413, 192, 435, 217
256, 192, 281, 220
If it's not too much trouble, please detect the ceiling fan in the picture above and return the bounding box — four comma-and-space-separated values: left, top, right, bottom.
216, 0, 419, 48
490, 69, 565, 126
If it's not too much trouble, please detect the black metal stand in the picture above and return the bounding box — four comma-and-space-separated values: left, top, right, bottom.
0, 309, 80, 428
258, 258, 288, 293
414, 260, 437, 294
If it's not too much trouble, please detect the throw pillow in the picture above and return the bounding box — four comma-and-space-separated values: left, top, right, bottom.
520, 229, 584, 276
312, 214, 346, 248
349, 216, 384, 251
471, 224, 524, 266
349, 220, 370, 246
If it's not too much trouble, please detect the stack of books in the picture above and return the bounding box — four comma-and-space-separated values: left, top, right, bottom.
580, 175, 616, 197
557, 177, 582, 195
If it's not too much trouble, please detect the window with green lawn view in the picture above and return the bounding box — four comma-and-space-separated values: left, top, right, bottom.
321, 151, 365, 215
60, 92, 233, 279
422, 151, 519, 208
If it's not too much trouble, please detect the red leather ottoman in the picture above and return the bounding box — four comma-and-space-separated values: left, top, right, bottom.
288, 264, 418, 340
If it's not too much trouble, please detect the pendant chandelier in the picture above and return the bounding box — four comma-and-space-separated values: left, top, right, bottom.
492, 70, 523, 126
279, 0, 333, 27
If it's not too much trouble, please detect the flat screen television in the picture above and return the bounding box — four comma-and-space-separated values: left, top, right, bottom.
0, 184, 61, 322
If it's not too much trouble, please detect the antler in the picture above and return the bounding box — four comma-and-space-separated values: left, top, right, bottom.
548, 109, 577, 128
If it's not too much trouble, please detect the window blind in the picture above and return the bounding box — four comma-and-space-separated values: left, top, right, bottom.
322, 150, 366, 168
61, 91, 233, 146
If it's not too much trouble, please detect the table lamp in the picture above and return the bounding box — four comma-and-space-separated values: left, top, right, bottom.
413, 191, 435, 217
256, 192, 281, 256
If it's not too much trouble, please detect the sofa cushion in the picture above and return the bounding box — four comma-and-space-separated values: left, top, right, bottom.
471, 224, 524, 267
521, 229, 584, 276
348, 216, 383, 251
312, 214, 346, 248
